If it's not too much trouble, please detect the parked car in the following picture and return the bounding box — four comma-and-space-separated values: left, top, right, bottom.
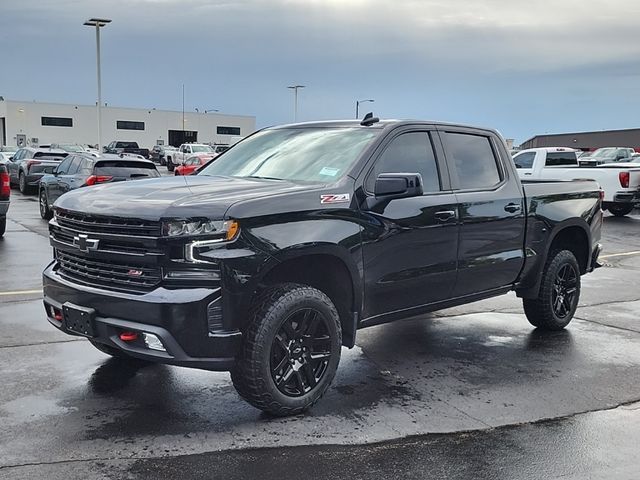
578, 147, 635, 166
211, 144, 229, 157
43, 118, 602, 416
151, 145, 177, 165
174, 154, 214, 176
168, 143, 214, 171
38, 153, 161, 220
103, 141, 150, 159
0, 162, 10, 237
513, 147, 640, 216
6, 147, 69, 194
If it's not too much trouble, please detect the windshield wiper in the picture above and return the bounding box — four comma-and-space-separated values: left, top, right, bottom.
245, 175, 285, 181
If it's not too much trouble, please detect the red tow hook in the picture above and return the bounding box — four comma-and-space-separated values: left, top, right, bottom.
119, 331, 139, 342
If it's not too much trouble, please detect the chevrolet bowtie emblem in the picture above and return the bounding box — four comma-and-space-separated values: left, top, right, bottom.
73, 234, 100, 253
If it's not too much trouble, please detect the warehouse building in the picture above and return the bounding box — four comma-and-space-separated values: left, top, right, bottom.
520, 128, 640, 151
0, 98, 256, 148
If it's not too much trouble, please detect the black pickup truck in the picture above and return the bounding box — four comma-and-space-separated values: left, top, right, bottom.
43, 119, 603, 416
103, 141, 150, 159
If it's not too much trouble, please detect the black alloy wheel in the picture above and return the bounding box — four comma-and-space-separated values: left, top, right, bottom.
551, 263, 578, 320
270, 308, 333, 397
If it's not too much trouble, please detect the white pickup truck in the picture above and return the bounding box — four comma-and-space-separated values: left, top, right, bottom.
513, 147, 640, 216
166, 143, 215, 171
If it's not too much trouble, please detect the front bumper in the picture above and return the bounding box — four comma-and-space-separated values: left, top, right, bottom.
43, 262, 242, 370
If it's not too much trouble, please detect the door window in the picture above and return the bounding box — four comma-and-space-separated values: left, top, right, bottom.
513, 151, 535, 169
367, 132, 441, 193
56, 157, 74, 175
442, 132, 502, 190
67, 156, 82, 174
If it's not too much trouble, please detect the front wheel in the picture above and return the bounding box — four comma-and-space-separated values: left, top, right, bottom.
231, 283, 342, 416
523, 250, 580, 331
166, 157, 174, 172
608, 204, 634, 217
39, 189, 52, 220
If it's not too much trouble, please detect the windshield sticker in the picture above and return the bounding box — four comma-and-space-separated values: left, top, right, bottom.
319, 167, 340, 176
320, 193, 350, 204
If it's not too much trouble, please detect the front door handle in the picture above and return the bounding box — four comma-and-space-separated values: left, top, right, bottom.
504, 203, 522, 213
435, 210, 456, 221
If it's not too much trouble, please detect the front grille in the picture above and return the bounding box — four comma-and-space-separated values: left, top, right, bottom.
56, 250, 162, 292
56, 210, 161, 237
50, 227, 157, 256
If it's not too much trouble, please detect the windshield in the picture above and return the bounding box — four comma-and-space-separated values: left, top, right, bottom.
198, 127, 379, 182
591, 148, 616, 158
192, 145, 213, 153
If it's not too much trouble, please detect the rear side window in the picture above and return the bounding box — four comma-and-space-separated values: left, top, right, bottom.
367, 132, 440, 193
513, 152, 535, 169
34, 152, 67, 159
95, 161, 160, 178
545, 152, 577, 166
67, 156, 83, 174
78, 159, 94, 174
442, 132, 502, 190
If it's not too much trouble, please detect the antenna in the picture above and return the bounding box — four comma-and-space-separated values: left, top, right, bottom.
360, 112, 379, 126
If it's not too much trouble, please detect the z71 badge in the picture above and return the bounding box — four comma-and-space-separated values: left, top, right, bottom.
320, 193, 351, 204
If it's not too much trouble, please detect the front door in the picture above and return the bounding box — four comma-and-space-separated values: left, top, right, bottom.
438, 129, 526, 297
360, 130, 459, 320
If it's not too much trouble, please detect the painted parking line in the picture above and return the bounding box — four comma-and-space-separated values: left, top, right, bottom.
0, 289, 42, 297
599, 250, 640, 259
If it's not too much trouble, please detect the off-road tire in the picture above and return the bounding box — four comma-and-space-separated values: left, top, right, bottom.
523, 250, 580, 330
608, 204, 634, 217
231, 283, 342, 416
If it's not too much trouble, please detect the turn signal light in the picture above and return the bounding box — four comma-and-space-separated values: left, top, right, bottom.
619, 172, 630, 188
86, 175, 113, 186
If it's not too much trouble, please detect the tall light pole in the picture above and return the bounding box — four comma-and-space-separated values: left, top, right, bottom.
287, 85, 305, 122
356, 99, 374, 119
84, 18, 111, 152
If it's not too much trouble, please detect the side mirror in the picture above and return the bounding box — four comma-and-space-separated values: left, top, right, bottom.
374, 173, 423, 199
9, 156, 14, 161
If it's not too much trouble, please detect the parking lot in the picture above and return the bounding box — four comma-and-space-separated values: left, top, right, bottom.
1, 169, 640, 479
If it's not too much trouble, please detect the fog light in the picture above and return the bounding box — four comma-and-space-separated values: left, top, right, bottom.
142, 333, 166, 351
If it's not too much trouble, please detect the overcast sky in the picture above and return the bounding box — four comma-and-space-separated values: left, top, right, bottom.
1, 0, 639, 143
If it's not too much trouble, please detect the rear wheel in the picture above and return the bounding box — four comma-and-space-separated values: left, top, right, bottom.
39, 189, 52, 220
0, 217, 6, 238
167, 157, 174, 172
232, 284, 342, 416
19, 172, 33, 194
608, 204, 634, 217
523, 250, 580, 330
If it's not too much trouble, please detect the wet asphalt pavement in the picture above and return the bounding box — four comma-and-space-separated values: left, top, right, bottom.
1, 170, 639, 479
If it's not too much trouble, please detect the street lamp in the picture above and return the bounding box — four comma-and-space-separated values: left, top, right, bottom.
287, 85, 305, 122
356, 99, 374, 119
83, 18, 111, 152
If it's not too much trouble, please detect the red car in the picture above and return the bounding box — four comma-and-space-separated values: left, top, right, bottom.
174, 154, 214, 176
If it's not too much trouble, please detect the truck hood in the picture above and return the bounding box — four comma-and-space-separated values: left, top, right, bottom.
53, 175, 312, 220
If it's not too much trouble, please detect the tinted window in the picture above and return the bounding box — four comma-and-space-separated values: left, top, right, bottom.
41, 116, 73, 127
545, 152, 577, 166
367, 132, 440, 193
217, 126, 241, 135
78, 158, 94, 174
94, 161, 159, 178
513, 151, 535, 169
442, 132, 501, 190
116, 121, 145, 131
34, 151, 67, 159
67, 156, 82, 174
56, 157, 74, 174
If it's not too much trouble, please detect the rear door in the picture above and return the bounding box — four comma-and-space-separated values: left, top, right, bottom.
7, 149, 25, 182
360, 128, 460, 319
57, 155, 83, 196
438, 128, 526, 296
47, 156, 73, 203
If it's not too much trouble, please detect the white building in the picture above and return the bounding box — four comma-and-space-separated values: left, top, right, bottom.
0, 98, 256, 148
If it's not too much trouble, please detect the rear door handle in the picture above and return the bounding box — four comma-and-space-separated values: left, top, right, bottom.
504, 203, 522, 213
435, 210, 456, 221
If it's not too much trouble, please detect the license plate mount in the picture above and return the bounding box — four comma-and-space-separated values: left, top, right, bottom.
62, 303, 96, 337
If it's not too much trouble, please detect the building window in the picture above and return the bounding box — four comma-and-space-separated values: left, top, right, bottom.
41, 116, 73, 127
117, 120, 145, 130
217, 126, 241, 135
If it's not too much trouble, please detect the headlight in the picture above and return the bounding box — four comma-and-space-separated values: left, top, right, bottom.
162, 219, 239, 240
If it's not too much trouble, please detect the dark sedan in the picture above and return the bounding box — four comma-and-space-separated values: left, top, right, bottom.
38, 153, 161, 219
